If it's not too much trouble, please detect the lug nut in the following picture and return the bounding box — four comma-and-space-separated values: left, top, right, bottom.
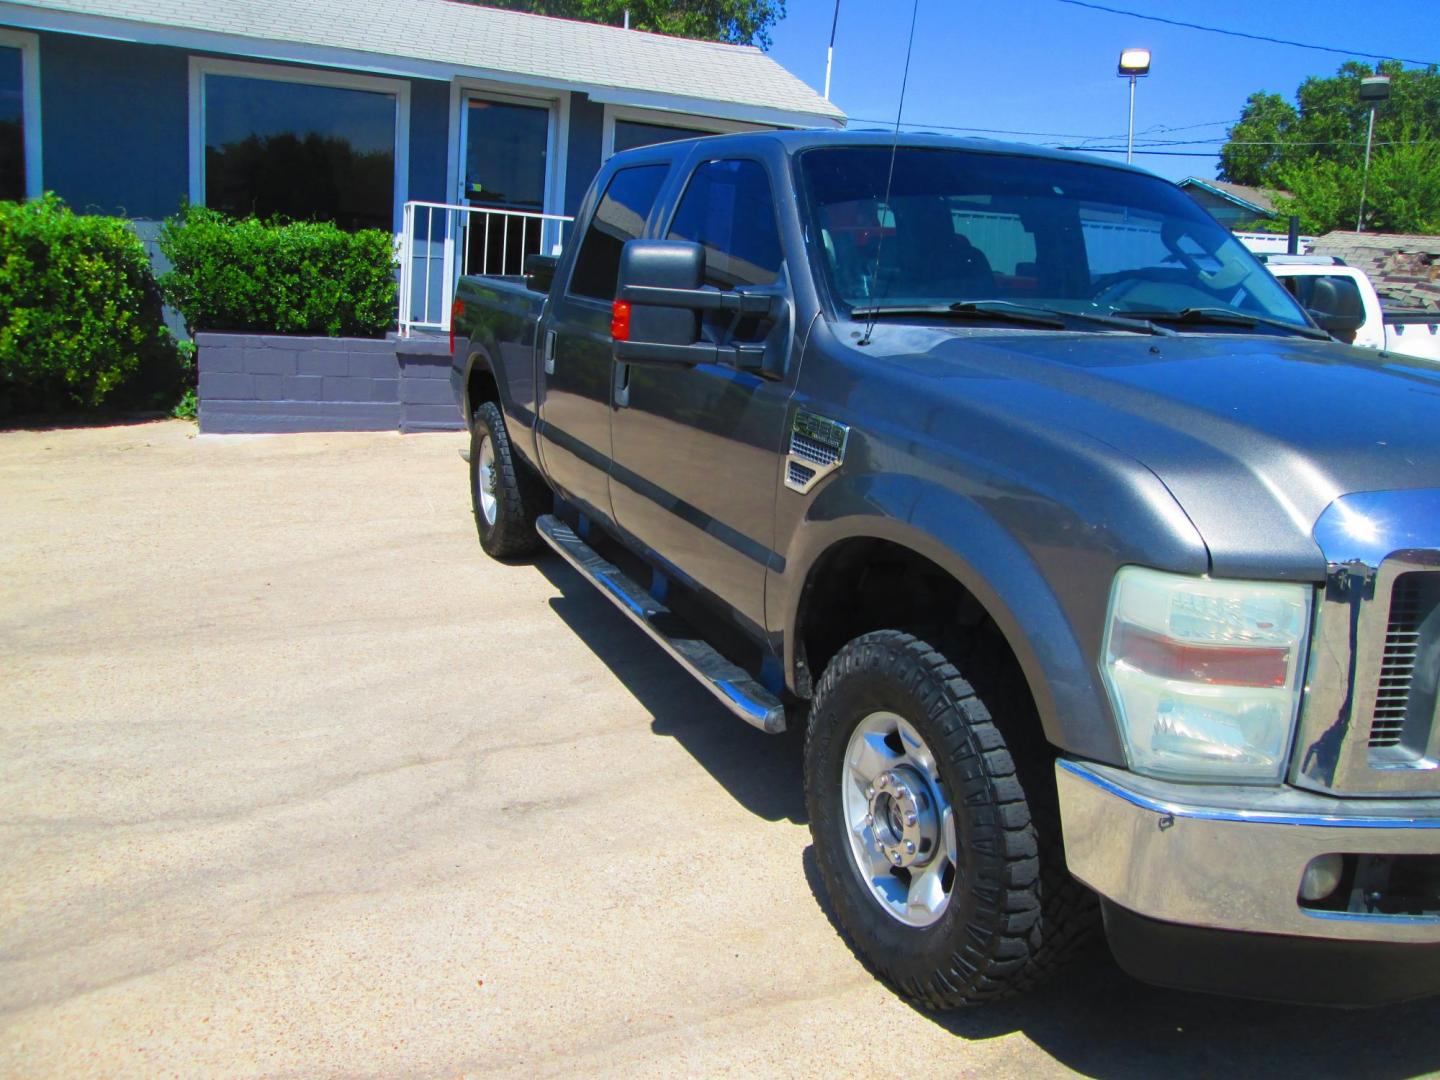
890, 851, 902, 864
905, 812, 917, 827
864, 814, 874, 827
905, 841, 915, 854
865, 786, 874, 799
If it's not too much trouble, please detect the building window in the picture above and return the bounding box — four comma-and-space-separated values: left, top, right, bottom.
0, 47, 23, 201
0, 30, 40, 201
601, 106, 760, 161
612, 119, 710, 155
194, 61, 407, 232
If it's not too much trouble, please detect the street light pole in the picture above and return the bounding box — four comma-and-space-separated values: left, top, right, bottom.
1117, 49, 1151, 164
1127, 74, 1137, 163
1356, 73, 1391, 233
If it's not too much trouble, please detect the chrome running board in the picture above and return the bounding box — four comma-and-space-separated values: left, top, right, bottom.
536, 514, 787, 733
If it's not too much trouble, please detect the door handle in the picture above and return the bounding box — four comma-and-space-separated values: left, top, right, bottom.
543, 329, 557, 375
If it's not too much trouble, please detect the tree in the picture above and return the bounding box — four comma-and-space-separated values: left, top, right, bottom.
1218, 61, 1440, 234
476, 0, 786, 48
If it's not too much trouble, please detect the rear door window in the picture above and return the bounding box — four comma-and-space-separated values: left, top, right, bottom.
568, 164, 668, 300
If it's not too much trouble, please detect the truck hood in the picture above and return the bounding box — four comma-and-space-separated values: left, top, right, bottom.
868, 326, 1440, 579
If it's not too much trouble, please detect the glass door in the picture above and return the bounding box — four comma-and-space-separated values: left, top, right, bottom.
460, 96, 551, 276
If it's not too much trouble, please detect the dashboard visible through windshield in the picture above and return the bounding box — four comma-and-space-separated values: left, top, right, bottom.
797, 146, 1310, 331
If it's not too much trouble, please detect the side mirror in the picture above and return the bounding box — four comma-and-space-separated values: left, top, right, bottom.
614, 240, 704, 365
613, 239, 784, 373
1308, 309, 1365, 337
524, 253, 558, 294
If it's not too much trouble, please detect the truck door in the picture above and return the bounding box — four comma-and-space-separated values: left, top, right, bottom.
537, 163, 669, 521
608, 157, 796, 633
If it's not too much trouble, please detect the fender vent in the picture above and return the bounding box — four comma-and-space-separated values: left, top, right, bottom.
784, 412, 849, 494
1371, 573, 1439, 751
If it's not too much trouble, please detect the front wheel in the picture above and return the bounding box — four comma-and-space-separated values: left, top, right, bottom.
471, 400, 547, 559
805, 630, 1093, 1007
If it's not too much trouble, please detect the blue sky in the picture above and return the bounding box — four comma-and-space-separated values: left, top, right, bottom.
766, 0, 1440, 183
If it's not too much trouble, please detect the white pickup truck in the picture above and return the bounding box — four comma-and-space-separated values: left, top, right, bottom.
1261, 255, 1440, 363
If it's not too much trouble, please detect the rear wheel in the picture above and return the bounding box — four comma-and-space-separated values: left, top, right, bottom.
805, 630, 1094, 1007
471, 400, 547, 559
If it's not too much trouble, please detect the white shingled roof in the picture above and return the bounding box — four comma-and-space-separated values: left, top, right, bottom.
4, 0, 844, 126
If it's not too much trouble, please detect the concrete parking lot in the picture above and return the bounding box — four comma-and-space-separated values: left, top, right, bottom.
3, 419, 1440, 1078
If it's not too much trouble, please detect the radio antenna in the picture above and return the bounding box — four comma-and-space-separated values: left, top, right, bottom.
858, 0, 920, 347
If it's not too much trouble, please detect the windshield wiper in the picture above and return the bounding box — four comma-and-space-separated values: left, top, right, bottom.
1122, 306, 1330, 341
851, 300, 1169, 334
849, 301, 1066, 329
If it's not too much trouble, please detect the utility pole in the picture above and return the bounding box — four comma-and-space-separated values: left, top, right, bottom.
824, 0, 840, 100
1356, 73, 1391, 232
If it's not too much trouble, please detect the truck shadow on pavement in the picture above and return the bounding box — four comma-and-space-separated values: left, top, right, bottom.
801, 845, 1440, 1077
534, 557, 806, 825
534, 556, 1440, 1075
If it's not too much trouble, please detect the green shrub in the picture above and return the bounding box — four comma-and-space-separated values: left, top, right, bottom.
159, 207, 398, 338
0, 194, 179, 410
171, 340, 197, 419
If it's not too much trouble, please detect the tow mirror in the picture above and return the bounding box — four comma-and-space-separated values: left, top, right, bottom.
613, 239, 784, 374
1308, 309, 1365, 337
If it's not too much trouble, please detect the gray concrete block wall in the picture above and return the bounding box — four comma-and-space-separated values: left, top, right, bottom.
396, 339, 465, 434
197, 333, 463, 434
196, 333, 399, 433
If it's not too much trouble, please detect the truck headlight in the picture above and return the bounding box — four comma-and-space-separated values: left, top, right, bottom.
1101, 567, 1312, 782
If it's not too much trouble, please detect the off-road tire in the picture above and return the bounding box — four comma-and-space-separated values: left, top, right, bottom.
471, 400, 547, 559
805, 630, 1096, 1008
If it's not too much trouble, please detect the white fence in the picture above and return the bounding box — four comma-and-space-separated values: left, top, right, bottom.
398, 201, 574, 336
1235, 230, 1317, 255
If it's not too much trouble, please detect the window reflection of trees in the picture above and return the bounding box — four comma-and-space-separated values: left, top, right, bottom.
206, 132, 393, 232
0, 118, 22, 201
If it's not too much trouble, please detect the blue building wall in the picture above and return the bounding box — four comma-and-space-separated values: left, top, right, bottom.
30, 30, 457, 223
24, 28, 610, 227
20, 27, 613, 331
39, 33, 189, 220
407, 77, 450, 205
565, 93, 605, 217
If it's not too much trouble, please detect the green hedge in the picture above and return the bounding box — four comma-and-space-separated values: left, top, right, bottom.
0, 194, 179, 410
158, 207, 398, 338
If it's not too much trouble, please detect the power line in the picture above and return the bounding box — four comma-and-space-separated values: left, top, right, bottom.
849, 117, 1133, 139
1050, 0, 1439, 68
1058, 147, 1226, 157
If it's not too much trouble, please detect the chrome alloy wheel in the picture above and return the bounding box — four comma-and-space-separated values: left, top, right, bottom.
841, 711, 958, 927
476, 434, 498, 525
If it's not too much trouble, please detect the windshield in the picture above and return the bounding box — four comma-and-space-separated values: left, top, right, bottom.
798, 146, 1309, 329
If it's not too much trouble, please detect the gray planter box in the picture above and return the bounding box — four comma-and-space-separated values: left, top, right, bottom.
197, 332, 462, 434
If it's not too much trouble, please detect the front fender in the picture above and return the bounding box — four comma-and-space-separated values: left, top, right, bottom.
779, 474, 1136, 764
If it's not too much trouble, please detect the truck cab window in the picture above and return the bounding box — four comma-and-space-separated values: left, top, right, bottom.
667, 159, 783, 290
800, 146, 1306, 327
569, 164, 668, 301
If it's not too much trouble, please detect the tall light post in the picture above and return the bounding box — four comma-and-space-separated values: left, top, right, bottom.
1356, 72, 1391, 233
1117, 48, 1151, 164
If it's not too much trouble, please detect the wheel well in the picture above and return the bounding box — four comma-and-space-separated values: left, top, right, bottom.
795, 539, 1029, 715
467, 361, 500, 421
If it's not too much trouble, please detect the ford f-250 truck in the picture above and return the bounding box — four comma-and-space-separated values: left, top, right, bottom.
450, 130, 1440, 1008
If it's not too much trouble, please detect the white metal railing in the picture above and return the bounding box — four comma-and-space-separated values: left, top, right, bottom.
398, 201, 574, 336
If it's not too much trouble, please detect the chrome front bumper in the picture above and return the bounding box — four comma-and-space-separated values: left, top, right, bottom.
1057, 759, 1440, 944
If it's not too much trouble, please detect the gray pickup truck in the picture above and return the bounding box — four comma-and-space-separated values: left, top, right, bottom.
451, 130, 1440, 1008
